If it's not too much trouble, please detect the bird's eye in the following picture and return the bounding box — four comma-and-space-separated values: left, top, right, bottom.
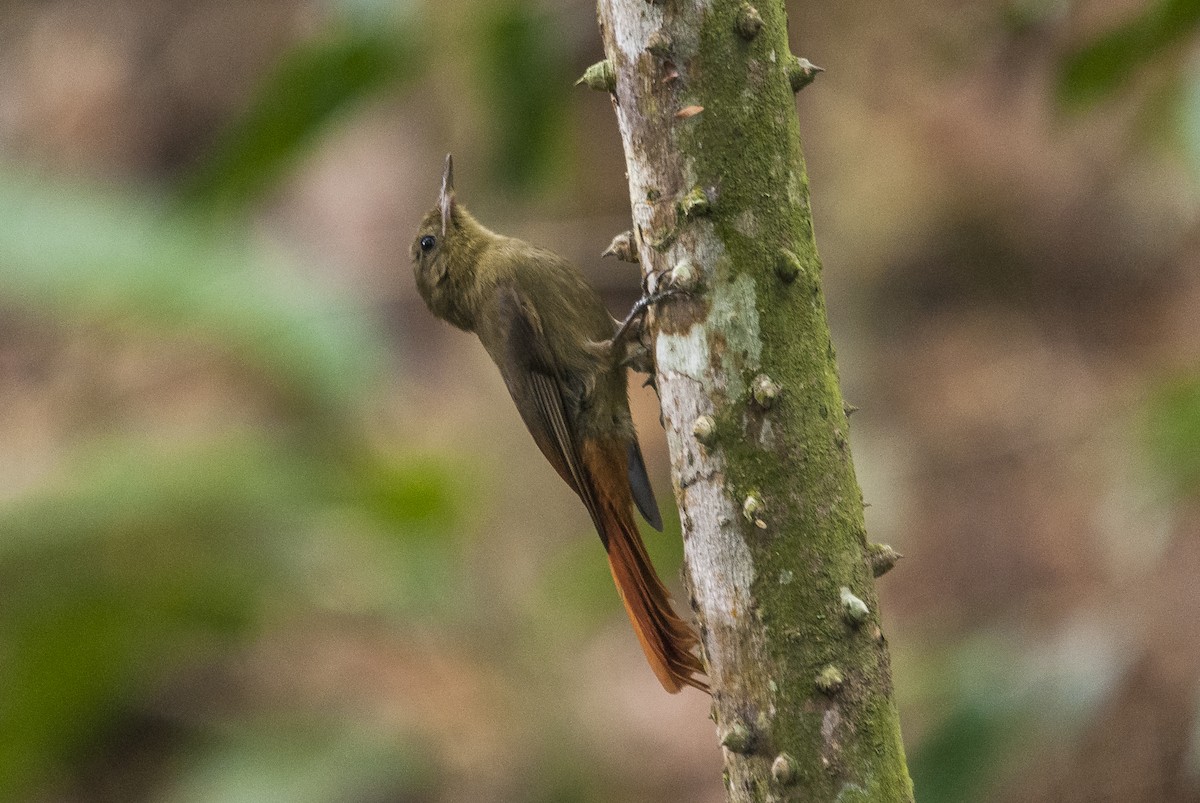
419, 235, 436, 252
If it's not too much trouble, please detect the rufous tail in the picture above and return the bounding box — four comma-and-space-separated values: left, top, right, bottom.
602, 502, 708, 693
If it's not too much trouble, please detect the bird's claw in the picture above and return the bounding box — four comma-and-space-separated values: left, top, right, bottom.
612, 286, 689, 349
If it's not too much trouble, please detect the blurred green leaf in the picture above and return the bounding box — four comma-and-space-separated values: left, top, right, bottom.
168, 723, 434, 803
0, 459, 262, 798
0, 437, 298, 798
1180, 64, 1200, 177
0, 169, 385, 418
180, 23, 421, 213
541, 537, 623, 630
906, 628, 1121, 803
348, 452, 461, 531
0, 431, 463, 799
1059, 0, 1200, 109
539, 509, 684, 630
0, 435, 319, 557
478, 3, 571, 192
1144, 375, 1200, 496
906, 639, 1031, 803
910, 702, 1022, 803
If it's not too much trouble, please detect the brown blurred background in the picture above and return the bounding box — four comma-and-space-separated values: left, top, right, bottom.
1, 0, 1199, 801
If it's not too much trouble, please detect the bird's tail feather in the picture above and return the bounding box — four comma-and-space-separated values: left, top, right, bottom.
601, 501, 708, 693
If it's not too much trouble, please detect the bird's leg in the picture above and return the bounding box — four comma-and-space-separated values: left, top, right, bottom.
613, 287, 689, 418
585, 285, 687, 392
611, 286, 687, 352
624, 339, 656, 376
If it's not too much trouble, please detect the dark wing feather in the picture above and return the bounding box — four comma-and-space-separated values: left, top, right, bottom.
491, 285, 608, 537
627, 440, 663, 531
487, 285, 706, 693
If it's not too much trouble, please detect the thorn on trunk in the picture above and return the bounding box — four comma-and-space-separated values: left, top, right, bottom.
576, 60, 616, 93
742, 493, 766, 529
720, 723, 754, 754
678, 185, 711, 218
776, 248, 804, 283
669, 259, 701, 291
735, 3, 764, 39
787, 56, 824, 92
751, 374, 782, 409
867, 543, 903, 577
646, 30, 673, 58
772, 753, 799, 785
601, 230, 638, 262
693, 415, 717, 446
840, 586, 870, 626
816, 665, 844, 695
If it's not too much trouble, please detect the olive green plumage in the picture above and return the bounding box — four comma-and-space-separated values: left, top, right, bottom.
410, 156, 706, 693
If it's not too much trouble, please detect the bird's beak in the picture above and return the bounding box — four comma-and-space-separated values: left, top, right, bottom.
440, 154, 455, 237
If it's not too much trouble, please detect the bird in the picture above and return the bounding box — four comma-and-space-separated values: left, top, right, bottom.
410, 155, 706, 693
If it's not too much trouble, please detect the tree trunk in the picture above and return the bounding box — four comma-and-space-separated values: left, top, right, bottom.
590, 1, 914, 800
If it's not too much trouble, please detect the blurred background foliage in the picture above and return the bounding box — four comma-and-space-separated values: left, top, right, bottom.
1, 0, 1199, 801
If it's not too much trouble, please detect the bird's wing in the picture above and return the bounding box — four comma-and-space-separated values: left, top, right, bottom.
627, 440, 663, 531
484, 284, 706, 693
485, 284, 608, 536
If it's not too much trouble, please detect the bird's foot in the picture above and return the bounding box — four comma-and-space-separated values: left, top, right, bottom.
586, 285, 687, 372
611, 286, 688, 350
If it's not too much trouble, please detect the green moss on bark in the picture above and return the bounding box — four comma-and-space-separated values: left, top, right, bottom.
687, 1, 910, 799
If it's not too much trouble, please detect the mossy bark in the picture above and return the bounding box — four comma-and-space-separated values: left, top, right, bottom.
592, 1, 914, 800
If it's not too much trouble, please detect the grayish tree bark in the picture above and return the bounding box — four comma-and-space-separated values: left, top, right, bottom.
589, 1, 914, 800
